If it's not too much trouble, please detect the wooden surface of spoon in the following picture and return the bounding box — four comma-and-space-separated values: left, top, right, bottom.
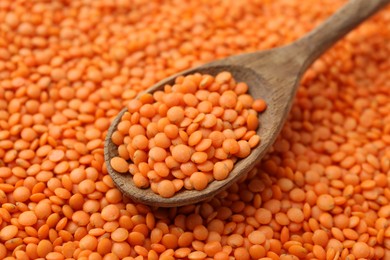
104, 0, 390, 207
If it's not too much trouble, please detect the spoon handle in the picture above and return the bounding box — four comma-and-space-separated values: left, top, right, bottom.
294, 0, 390, 69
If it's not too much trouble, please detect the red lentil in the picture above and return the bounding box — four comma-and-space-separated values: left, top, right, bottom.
0, 0, 389, 259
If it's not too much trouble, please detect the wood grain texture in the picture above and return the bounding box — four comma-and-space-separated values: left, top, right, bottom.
104, 0, 390, 207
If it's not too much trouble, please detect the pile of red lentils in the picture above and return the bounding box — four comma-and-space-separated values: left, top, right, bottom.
0, 0, 389, 259
110, 71, 265, 198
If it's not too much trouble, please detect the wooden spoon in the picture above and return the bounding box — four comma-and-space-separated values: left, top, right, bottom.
104, 0, 390, 207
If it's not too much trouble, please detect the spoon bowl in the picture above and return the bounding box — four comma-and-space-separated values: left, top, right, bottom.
104, 0, 390, 207
104, 52, 299, 207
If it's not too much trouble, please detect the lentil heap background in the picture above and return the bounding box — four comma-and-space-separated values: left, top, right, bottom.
0, 0, 389, 259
